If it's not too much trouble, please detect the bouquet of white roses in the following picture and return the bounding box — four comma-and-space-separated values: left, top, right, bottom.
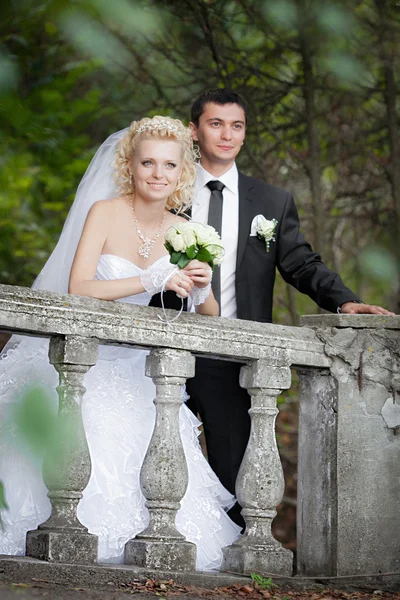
164, 221, 224, 269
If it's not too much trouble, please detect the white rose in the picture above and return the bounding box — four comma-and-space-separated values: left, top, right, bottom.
179, 223, 196, 248
193, 223, 218, 246
207, 244, 225, 264
165, 227, 186, 252
208, 231, 223, 246
206, 243, 224, 257
256, 216, 277, 239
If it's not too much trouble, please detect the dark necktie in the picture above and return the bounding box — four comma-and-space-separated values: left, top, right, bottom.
206, 180, 225, 313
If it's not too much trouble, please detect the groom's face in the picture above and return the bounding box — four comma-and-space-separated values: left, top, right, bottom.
190, 102, 246, 168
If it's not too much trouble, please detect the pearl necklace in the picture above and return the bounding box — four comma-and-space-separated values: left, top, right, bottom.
131, 203, 166, 260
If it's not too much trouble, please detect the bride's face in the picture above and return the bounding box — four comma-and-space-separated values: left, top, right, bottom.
130, 139, 182, 203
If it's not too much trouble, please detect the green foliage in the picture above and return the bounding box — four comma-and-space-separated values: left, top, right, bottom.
0, 482, 8, 511
196, 247, 212, 265
251, 573, 278, 590
361, 246, 399, 284
12, 385, 58, 457
0, 10, 106, 285
11, 383, 80, 471
0, 48, 18, 93
168, 250, 190, 269
186, 245, 197, 260
262, 0, 298, 28
0, 383, 82, 521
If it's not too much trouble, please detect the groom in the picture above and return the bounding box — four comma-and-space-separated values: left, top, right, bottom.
152, 88, 393, 527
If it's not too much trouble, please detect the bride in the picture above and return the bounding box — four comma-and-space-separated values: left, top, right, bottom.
0, 116, 241, 570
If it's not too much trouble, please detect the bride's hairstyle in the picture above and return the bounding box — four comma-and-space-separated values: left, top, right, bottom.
115, 116, 199, 214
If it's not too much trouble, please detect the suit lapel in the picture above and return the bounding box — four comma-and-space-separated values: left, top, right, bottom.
236, 172, 255, 271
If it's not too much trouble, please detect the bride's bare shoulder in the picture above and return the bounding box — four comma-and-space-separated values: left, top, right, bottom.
88, 196, 128, 218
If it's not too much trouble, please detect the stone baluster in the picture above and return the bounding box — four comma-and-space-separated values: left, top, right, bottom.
26, 335, 98, 564
124, 348, 196, 571
222, 356, 293, 575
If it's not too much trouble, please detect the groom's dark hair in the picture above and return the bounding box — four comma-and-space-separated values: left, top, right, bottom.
190, 88, 248, 126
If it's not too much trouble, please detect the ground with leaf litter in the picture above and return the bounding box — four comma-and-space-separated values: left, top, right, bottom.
1, 578, 399, 599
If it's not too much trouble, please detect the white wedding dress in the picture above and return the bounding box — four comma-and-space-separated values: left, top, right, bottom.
0, 254, 241, 570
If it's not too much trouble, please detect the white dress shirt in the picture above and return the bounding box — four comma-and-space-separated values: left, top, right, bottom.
192, 163, 239, 319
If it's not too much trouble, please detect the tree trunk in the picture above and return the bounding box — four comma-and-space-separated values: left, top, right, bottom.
297, 3, 325, 261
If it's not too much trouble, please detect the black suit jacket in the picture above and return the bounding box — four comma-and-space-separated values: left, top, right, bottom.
150, 172, 360, 321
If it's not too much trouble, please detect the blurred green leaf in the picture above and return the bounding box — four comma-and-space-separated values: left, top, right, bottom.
0, 482, 8, 511
58, 10, 132, 72
13, 385, 57, 457
360, 247, 399, 284
88, 0, 162, 37
321, 52, 370, 85
10, 383, 82, 484
317, 5, 356, 36
0, 48, 19, 93
263, 0, 298, 28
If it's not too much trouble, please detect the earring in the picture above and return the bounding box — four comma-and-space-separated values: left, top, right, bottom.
177, 177, 181, 186
129, 173, 133, 186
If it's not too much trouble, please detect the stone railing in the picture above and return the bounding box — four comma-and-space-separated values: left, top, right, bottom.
0, 283, 399, 579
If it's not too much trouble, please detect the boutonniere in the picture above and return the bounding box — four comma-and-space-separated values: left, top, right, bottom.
250, 215, 278, 252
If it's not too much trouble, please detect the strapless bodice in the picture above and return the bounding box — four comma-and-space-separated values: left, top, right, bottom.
95, 254, 172, 306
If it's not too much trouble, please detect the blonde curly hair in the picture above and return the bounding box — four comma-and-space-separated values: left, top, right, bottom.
114, 116, 199, 213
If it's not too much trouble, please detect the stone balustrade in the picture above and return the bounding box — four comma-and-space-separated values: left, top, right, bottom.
0, 283, 399, 580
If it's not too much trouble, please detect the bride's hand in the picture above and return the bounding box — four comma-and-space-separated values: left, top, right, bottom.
183, 260, 212, 289
165, 271, 194, 297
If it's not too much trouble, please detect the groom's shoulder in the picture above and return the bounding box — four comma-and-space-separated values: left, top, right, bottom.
239, 171, 291, 202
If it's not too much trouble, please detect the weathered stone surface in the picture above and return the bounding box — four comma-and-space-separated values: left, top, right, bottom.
49, 335, 99, 366
125, 349, 196, 571
145, 347, 195, 379
239, 359, 292, 390
222, 543, 293, 577
222, 359, 293, 576
1, 555, 400, 593
24, 530, 97, 564
26, 335, 98, 564
125, 539, 196, 572
381, 397, 400, 429
298, 318, 400, 577
0, 284, 329, 367
301, 314, 400, 329
296, 368, 338, 576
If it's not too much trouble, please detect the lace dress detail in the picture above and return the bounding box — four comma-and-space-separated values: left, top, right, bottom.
0, 254, 240, 570
190, 282, 212, 306
139, 258, 178, 297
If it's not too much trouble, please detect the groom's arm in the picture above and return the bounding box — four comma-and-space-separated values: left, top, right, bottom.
276, 193, 361, 313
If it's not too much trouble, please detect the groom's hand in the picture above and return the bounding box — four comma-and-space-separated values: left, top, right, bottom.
340, 302, 395, 316
184, 260, 212, 289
